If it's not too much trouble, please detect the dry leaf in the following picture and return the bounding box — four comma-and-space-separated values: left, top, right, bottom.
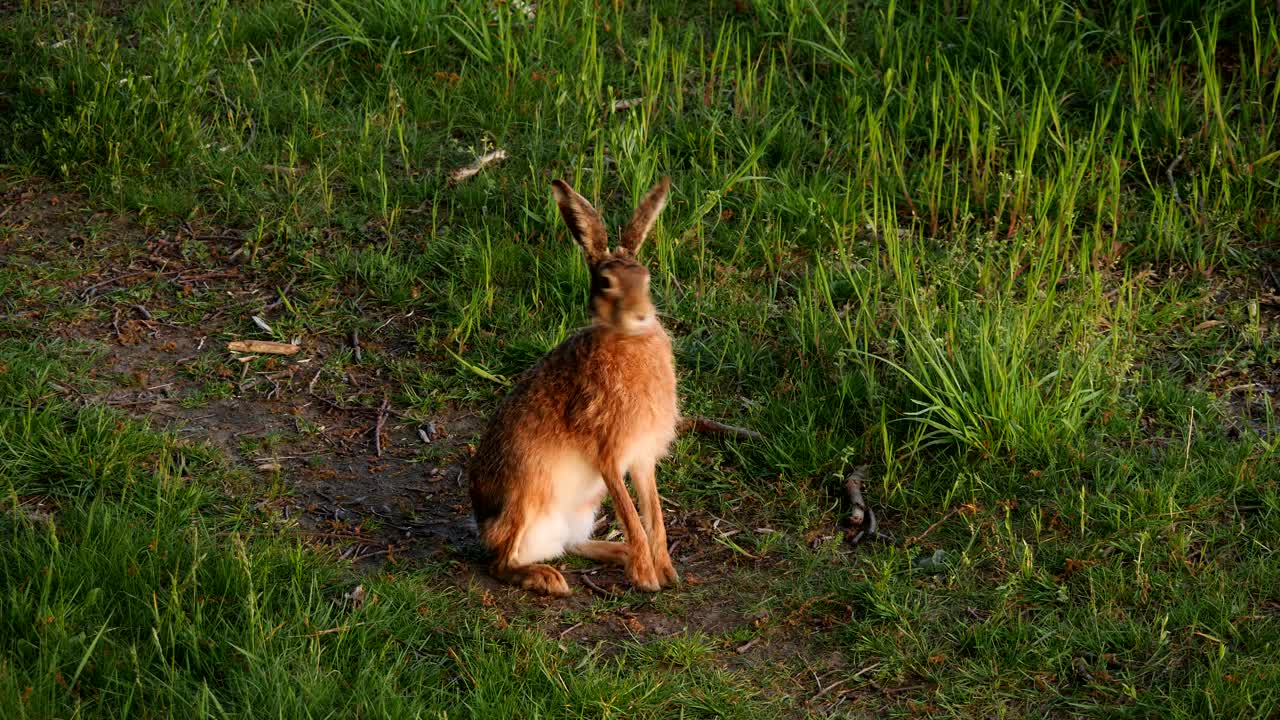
448, 149, 507, 183
611, 97, 646, 112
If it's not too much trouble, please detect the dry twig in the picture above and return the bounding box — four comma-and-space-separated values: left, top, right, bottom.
579, 573, 620, 597
79, 270, 148, 299
228, 340, 300, 355
812, 678, 848, 702
905, 507, 960, 548
374, 395, 390, 457
678, 416, 763, 442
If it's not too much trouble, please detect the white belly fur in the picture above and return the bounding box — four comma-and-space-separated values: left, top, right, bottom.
517, 450, 606, 564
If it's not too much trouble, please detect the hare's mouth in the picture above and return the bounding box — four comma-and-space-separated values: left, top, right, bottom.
617, 312, 659, 335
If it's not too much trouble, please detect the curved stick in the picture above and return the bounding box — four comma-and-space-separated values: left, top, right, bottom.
678, 416, 763, 442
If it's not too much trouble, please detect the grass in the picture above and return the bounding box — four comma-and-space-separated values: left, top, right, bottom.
0, 343, 761, 718
2, 0, 1279, 716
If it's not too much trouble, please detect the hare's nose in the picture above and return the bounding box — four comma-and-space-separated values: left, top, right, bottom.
633, 314, 649, 324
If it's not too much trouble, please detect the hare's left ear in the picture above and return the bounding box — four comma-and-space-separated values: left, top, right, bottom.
552, 179, 609, 265
618, 176, 671, 256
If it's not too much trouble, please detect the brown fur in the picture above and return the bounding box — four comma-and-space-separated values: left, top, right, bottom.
467, 177, 679, 596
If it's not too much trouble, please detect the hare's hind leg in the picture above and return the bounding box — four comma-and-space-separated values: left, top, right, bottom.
483, 512, 571, 597
566, 488, 629, 566
569, 540, 629, 566
566, 503, 629, 566
632, 460, 678, 587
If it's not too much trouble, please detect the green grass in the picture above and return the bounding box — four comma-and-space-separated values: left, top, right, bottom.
2, 0, 1280, 716
0, 343, 762, 718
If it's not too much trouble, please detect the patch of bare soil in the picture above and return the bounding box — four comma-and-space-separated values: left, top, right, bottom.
1, 179, 838, 706
1197, 268, 1280, 443
93, 322, 482, 553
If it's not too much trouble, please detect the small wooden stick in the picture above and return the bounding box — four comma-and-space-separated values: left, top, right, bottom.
374, 394, 389, 457
812, 677, 848, 702
79, 270, 148, 299
678, 416, 763, 442
579, 573, 620, 597
228, 340, 300, 356
904, 507, 960, 548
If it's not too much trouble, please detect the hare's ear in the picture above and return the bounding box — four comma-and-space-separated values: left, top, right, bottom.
551, 179, 608, 264
619, 176, 671, 256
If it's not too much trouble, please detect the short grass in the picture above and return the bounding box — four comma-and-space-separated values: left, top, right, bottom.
0, 343, 761, 718
2, 0, 1280, 716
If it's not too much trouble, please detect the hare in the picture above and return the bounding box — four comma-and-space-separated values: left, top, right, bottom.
467, 177, 679, 596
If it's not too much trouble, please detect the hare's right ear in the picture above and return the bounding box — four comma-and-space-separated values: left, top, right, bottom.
619, 176, 671, 256
551, 179, 608, 264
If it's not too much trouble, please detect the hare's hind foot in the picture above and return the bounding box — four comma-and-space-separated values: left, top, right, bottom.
569, 540, 629, 566
492, 561, 571, 597
570, 540, 664, 592
569, 528, 660, 591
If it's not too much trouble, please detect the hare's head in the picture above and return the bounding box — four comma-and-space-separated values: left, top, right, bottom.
551, 177, 671, 336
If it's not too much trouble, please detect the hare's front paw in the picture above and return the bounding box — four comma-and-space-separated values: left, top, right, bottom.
626, 554, 661, 593
652, 547, 679, 588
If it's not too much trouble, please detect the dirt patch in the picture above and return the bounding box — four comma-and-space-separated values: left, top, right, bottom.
1199, 272, 1280, 443
64, 294, 485, 560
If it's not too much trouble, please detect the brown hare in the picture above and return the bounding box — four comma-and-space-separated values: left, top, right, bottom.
467, 177, 679, 596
